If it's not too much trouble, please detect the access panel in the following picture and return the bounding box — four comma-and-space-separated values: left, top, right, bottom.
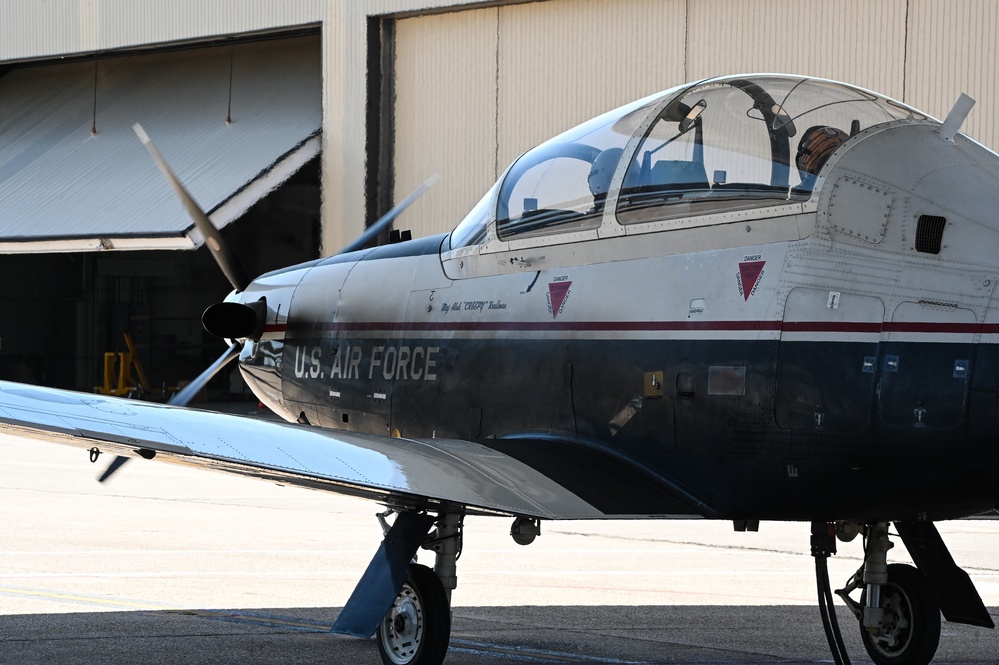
776, 287, 884, 431
878, 302, 976, 430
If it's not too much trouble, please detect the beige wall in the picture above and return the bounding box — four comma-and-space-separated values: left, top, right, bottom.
328, 0, 999, 250
323, 0, 499, 254
394, 9, 499, 241
495, 0, 686, 165
388, 0, 688, 243
906, 0, 999, 143
686, 0, 908, 98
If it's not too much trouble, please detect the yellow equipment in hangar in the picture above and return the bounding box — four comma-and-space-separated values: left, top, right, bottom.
95, 332, 175, 400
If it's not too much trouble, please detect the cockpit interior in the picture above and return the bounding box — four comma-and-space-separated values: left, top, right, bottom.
449, 74, 926, 251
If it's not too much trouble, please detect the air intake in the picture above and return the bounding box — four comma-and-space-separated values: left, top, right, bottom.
915, 215, 946, 254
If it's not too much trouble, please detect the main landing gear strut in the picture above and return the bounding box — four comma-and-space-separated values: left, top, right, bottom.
367, 512, 538, 665
330, 510, 463, 665
811, 520, 993, 665
376, 513, 462, 665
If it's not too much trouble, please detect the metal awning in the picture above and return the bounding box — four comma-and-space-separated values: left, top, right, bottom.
0, 35, 321, 252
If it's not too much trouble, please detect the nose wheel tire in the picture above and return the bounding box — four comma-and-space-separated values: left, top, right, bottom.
377, 563, 451, 665
860, 563, 940, 665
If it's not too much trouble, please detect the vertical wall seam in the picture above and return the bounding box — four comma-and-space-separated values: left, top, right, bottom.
683, 0, 689, 82
494, 6, 500, 180
902, 0, 910, 103
90, 59, 98, 136
364, 17, 395, 226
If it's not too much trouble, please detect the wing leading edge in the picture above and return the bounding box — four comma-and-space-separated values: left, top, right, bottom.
0, 380, 606, 519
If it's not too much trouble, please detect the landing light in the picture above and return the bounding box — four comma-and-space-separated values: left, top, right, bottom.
510, 516, 541, 545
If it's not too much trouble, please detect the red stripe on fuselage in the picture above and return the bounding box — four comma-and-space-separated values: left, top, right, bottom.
268, 320, 999, 334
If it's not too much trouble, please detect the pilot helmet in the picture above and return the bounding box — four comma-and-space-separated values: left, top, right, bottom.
796, 125, 849, 178
588, 147, 624, 200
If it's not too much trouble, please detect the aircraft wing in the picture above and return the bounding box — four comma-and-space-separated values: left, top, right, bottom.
0, 380, 612, 519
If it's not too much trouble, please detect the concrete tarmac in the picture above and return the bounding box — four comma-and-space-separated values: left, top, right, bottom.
1, 423, 997, 664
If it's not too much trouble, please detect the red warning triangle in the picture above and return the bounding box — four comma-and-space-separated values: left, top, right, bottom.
738, 261, 765, 301
548, 281, 572, 318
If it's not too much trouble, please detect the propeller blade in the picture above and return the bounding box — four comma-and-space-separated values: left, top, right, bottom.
168, 342, 242, 407
338, 174, 439, 255
133, 123, 251, 291
97, 455, 130, 483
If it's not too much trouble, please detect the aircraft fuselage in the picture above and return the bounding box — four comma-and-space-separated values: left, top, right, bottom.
234, 77, 999, 526
241, 213, 999, 524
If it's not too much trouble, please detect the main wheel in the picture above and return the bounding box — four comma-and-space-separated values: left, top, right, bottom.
377, 563, 451, 665
860, 563, 941, 665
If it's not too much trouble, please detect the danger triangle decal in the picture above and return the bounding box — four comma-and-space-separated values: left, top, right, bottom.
547, 281, 572, 319
738, 261, 766, 301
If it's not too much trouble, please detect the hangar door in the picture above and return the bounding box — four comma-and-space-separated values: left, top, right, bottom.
0, 35, 321, 252
0, 35, 322, 392
390, 0, 686, 240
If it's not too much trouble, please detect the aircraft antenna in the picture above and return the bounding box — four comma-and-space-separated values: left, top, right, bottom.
939, 93, 975, 142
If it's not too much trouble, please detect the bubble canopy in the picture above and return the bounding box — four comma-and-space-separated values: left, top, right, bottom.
449, 75, 925, 250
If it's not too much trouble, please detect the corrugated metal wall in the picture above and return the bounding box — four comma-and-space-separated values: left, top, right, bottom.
495, 0, 685, 166
0, 36, 321, 247
0, 0, 321, 61
686, 0, 908, 98
394, 10, 499, 240
384, 0, 999, 240
906, 0, 999, 143
394, 0, 687, 239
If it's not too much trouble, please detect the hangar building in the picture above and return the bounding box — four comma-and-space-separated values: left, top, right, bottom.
0, 0, 996, 394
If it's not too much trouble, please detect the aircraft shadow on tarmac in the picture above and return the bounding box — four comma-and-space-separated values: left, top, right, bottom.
1, 604, 996, 664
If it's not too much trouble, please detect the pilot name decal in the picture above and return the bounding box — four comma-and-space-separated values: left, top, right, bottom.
547, 276, 573, 319
439, 299, 507, 314
737, 258, 766, 302
293, 344, 440, 381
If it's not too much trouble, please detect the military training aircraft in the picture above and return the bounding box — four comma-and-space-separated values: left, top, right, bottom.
2, 73, 998, 665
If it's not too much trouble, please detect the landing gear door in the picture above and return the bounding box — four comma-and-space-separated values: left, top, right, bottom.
776, 288, 884, 431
